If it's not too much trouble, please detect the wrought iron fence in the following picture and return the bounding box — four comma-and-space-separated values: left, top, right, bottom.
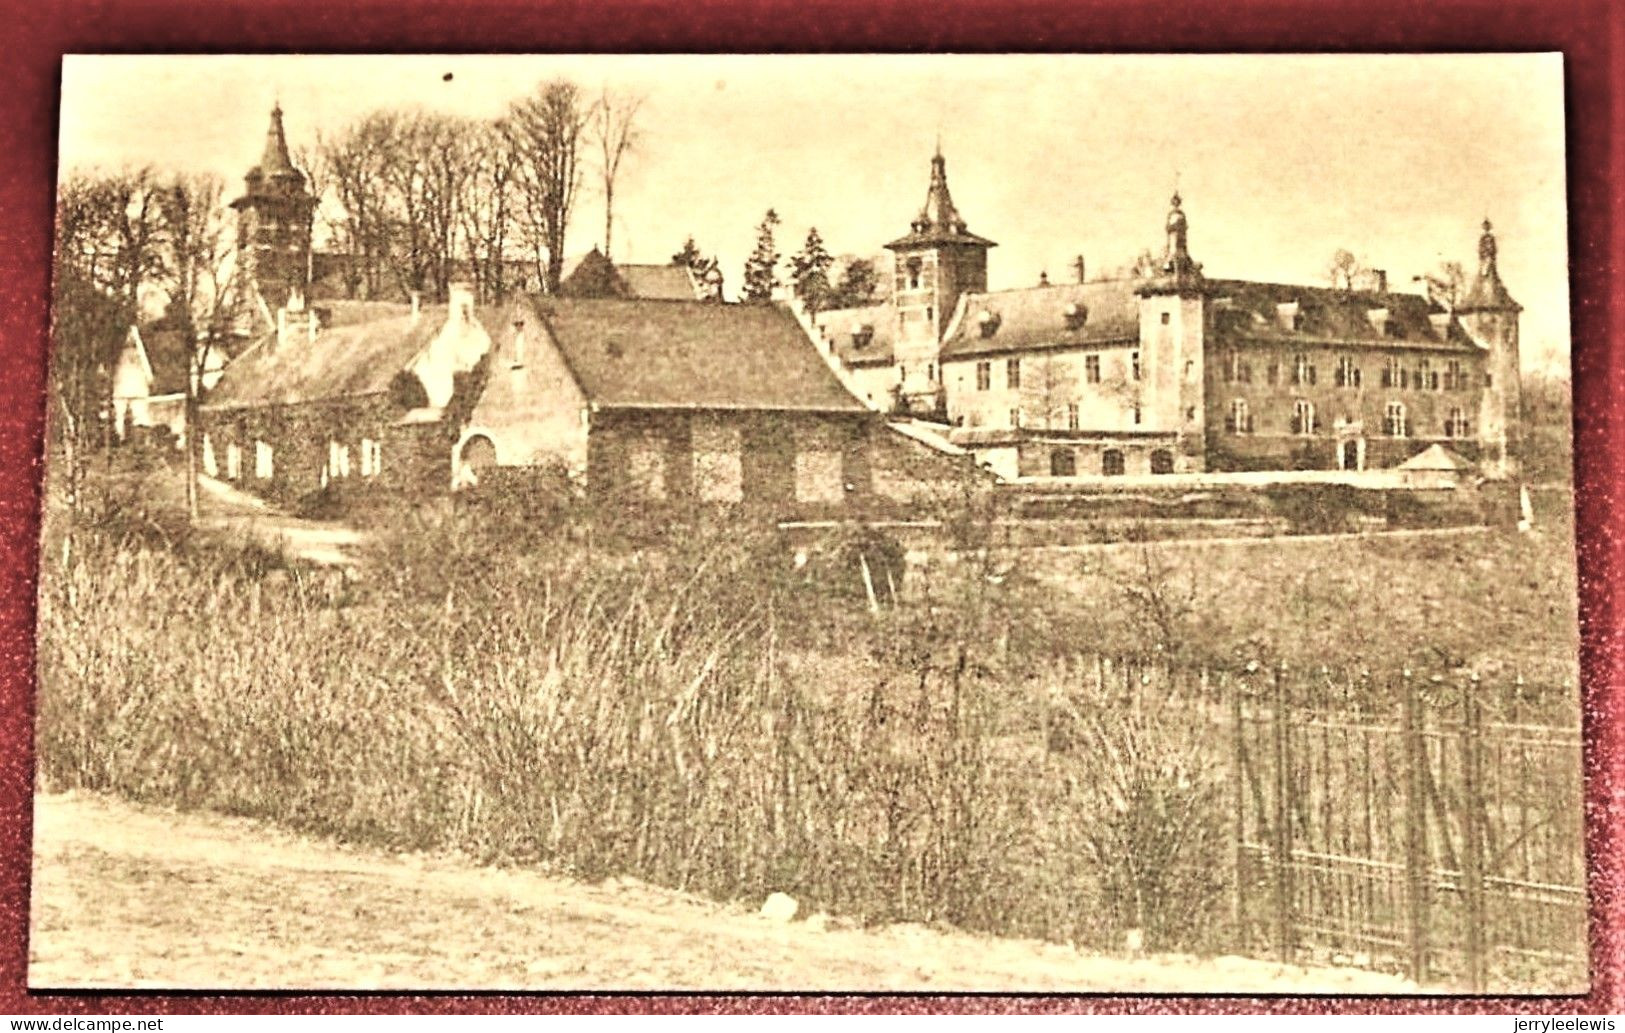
1225, 665, 1586, 991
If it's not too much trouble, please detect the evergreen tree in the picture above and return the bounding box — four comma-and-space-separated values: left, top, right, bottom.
790, 226, 835, 314
741, 209, 781, 303
830, 256, 878, 308
671, 235, 708, 271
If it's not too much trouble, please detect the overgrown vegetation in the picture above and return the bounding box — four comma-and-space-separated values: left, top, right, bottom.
34, 463, 1581, 959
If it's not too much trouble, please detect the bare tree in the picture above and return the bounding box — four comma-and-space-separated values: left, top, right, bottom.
1416, 260, 1466, 310
461, 119, 523, 300
1328, 248, 1366, 291
593, 88, 643, 262
157, 173, 232, 521
509, 80, 595, 293
321, 114, 397, 299
293, 143, 330, 289
1021, 354, 1081, 430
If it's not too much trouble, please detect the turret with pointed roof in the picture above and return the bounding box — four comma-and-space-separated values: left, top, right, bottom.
883, 147, 996, 417
884, 148, 998, 251
1452, 218, 1522, 478
1137, 192, 1206, 297
227, 103, 317, 332
1456, 219, 1521, 313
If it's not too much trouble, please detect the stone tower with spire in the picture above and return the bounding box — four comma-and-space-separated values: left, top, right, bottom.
1135, 192, 1210, 470
883, 147, 996, 415
226, 103, 317, 336
1453, 218, 1522, 478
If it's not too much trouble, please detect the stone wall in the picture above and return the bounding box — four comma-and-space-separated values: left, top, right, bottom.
200, 393, 451, 506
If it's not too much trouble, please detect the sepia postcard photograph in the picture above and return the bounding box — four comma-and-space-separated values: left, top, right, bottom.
29, 52, 1586, 995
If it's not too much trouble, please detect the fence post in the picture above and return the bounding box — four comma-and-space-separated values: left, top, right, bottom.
1461, 672, 1487, 992
1228, 668, 1247, 946
1271, 662, 1294, 964
1401, 668, 1430, 985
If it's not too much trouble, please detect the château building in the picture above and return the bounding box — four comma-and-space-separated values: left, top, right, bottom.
813, 152, 1522, 481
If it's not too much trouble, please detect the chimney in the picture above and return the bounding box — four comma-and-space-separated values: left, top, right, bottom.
1351, 268, 1388, 293
1073, 254, 1086, 284
448, 281, 475, 325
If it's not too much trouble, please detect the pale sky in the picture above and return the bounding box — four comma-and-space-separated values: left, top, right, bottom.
59, 54, 1571, 373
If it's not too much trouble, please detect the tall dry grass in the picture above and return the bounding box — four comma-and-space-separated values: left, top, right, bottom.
34, 491, 1280, 953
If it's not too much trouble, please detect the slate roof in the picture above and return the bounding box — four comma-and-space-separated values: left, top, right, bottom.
1206, 279, 1478, 352
617, 264, 700, 300
203, 314, 446, 410
140, 326, 193, 397
813, 303, 897, 367
315, 300, 417, 328
939, 280, 1142, 361
561, 249, 703, 300
519, 297, 867, 413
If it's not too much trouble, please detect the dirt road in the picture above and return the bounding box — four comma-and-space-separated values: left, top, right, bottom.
196, 476, 363, 567
28, 792, 1417, 993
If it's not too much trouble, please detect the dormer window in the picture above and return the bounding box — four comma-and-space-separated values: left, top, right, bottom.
977, 310, 1001, 338
851, 323, 874, 349
1063, 302, 1088, 330
1276, 301, 1302, 332
1366, 307, 1391, 337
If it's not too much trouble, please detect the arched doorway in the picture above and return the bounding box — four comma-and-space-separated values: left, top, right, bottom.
1050, 448, 1077, 477
1150, 449, 1175, 475
456, 434, 497, 489
1102, 448, 1126, 476
1340, 439, 1363, 471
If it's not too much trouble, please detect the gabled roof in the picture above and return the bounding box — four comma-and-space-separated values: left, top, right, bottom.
940, 280, 1142, 361
1207, 279, 1478, 352
617, 264, 701, 300
518, 296, 867, 414
203, 313, 447, 410
561, 249, 704, 301
139, 325, 193, 397
813, 303, 897, 366
1397, 443, 1475, 471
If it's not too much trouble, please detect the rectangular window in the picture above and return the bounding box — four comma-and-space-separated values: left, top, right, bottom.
1131, 351, 1142, 381
1160, 311, 1171, 325
254, 440, 274, 480
1336, 356, 1361, 388
976, 361, 991, 391
360, 438, 382, 477
225, 441, 241, 480
1292, 400, 1317, 437
1384, 402, 1408, 438
1009, 408, 1021, 429
1006, 358, 1022, 390
1086, 354, 1101, 383
1131, 404, 1142, 425
1067, 403, 1080, 431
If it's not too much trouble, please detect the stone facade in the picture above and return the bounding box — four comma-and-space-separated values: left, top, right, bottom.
201, 394, 452, 506
823, 152, 1524, 482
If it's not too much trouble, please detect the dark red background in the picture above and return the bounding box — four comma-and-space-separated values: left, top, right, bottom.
0, 0, 1618, 1015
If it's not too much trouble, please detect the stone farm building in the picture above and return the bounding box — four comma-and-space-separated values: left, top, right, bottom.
811, 150, 1523, 481
198, 106, 974, 514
